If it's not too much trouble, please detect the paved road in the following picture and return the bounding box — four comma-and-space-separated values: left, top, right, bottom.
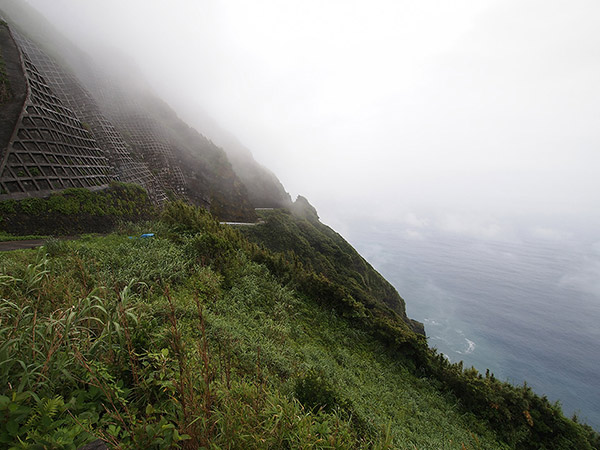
0, 236, 78, 252
219, 221, 259, 226
0, 239, 48, 252
218, 207, 273, 226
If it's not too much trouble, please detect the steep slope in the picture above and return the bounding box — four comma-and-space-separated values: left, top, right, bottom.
0, 23, 117, 200
69, 40, 290, 212
182, 106, 292, 208
1, 0, 290, 213
0, 1, 167, 202
96, 86, 256, 219
241, 200, 425, 334
0, 0, 257, 220
208, 133, 292, 209
0, 211, 506, 449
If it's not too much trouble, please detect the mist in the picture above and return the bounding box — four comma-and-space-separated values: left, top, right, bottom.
26, 0, 600, 239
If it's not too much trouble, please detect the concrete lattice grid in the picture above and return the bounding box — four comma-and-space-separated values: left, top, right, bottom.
114, 113, 186, 197
8, 31, 167, 204
0, 32, 112, 199
76, 65, 187, 200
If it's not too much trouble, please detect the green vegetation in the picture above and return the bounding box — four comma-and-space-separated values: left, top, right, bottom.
0, 201, 597, 449
0, 182, 156, 235
242, 207, 423, 333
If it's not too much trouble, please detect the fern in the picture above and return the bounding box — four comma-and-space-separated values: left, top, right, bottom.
24, 395, 64, 429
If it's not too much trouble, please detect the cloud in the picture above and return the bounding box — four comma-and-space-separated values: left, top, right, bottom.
437, 213, 507, 240
404, 229, 425, 240
529, 226, 574, 241
402, 212, 430, 229
24, 0, 600, 231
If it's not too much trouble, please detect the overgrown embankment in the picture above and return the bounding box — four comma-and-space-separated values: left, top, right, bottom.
0, 182, 156, 235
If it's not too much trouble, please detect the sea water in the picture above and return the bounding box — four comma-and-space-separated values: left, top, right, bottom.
348, 223, 600, 430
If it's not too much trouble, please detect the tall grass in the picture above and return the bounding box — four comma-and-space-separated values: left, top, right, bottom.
0, 203, 596, 448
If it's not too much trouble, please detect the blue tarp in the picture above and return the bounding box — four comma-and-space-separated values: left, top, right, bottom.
129, 233, 155, 239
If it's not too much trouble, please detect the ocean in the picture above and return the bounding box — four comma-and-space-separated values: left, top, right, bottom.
346, 222, 600, 430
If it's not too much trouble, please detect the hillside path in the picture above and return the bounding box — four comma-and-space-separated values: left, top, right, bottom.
0, 236, 78, 252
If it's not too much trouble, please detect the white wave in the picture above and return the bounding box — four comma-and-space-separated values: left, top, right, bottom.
455, 338, 476, 355
464, 338, 476, 354
424, 318, 440, 326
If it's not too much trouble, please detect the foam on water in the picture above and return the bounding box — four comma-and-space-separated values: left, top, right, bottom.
460, 338, 476, 355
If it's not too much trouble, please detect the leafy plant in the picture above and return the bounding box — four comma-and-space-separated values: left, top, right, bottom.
0, 393, 91, 449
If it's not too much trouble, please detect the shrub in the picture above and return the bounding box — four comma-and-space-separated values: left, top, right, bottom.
295, 369, 341, 413
160, 200, 219, 234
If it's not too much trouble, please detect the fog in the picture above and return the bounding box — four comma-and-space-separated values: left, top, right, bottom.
27, 0, 600, 238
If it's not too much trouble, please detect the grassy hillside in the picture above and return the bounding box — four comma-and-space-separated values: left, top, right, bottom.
240, 205, 424, 334
0, 201, 598, 449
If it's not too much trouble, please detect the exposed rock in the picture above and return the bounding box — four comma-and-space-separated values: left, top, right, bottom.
78, 439, 108, 450
291, 195, 319, 221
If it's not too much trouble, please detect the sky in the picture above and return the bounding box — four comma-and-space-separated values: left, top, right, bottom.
26, 0, 600, 238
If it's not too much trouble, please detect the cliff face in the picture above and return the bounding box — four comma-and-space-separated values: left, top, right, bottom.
0, 4, 170, 202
